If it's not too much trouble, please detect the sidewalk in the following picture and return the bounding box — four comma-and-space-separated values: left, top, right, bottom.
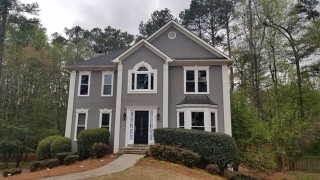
37, 154, 145, 180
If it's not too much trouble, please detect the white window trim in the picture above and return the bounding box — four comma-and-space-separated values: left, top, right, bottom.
125, 106, 158, 146
176, 108, 217, 132
74, 108, 88, 141
99, 108, 112, 133
128, 61, 157, 94
184, 66, 209, 94
78, 71, 91, 96
101, 71, 114, 97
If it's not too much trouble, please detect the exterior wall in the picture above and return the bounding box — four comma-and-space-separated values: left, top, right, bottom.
150, 26, 219, 59
70, 71, 117, 152
119, 46, 164, 147
168, 65, 225, 133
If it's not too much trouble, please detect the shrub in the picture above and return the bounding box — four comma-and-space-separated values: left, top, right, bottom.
178, 149, 200, 167
64, 155, 80, 165
30, 161, 45, 172
43, 159, 59, 169
224, 169, 240, 180
154, 128, 239, 171
2, 168, 22, 177
148, 143, 164, 159
36, 135, 62, 160
77, 128, 110, 160
51, 137, 72, 158
205, 164, 220, 175
92, 143, 108, 158
55, 152, 73, 165
163, 146, 180, 163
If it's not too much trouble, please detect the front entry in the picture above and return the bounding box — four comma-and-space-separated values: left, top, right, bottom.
134, 111, 149, 144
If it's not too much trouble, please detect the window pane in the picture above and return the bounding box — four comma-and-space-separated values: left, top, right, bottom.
186, 70, 194, 81
137, 74, 148, 89
80, 85, 88, 95
104, 74, 112, 84
78, 113, 86, 125
211, 113, 215, 126
81, 75, 89, 84
192, 127, 205, 131
131, 73, 135, 90
198, 71, 207, 81
186, 82, 195, 92
103, 85, 111, 95
198, 82, 207, 92
102, 114, 110, 126
179, 112, 184, 127
138, 66, 148, 71
192, 112, 204, 126
77, 127, 85, 135
151, 73, 154, 90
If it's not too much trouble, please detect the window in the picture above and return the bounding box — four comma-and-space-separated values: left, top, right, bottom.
99, 109, 112, 132
75, 109, 88, 141
211, 112, 217, 132
179, 112, 184, 128
101, 72, 114, 96
184, 66, 209, 94
78, 72, 91, 96
128, 61, 157, 93
191, 112, 205, 130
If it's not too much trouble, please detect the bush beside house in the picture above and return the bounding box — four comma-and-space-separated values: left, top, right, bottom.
51, 137, 72, 157
36, 135, 62, 160
77, 128, 110, 160
154, 128, 239, 172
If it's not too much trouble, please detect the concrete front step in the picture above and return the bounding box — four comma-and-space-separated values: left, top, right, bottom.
119, 146, 148, 155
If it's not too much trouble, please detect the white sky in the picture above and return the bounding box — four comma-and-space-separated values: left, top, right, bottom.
20, 0, 191, 37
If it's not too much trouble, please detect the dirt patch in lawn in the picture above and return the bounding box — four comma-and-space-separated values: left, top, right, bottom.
0, 154, 117, 180
239, 166, 297, 180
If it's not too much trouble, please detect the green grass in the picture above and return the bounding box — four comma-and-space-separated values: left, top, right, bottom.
170, 163, 178, 167
289, 171, 320, 180
151, 160, 157, 163
160, 161, 166, 164
0, 162, 30, 169
138, 157, 146, 162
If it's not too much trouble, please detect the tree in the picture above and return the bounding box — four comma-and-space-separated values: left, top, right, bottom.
139, 8, 175, 38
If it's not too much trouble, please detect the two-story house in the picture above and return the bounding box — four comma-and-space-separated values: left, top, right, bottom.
64, 21, 233, 153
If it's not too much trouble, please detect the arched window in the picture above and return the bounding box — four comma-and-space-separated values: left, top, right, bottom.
128, 61, 157, 93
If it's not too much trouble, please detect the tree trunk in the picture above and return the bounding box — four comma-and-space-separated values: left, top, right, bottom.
0, 1, 9, 78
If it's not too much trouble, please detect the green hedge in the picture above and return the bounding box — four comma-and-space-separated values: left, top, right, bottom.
77, 128, 110, 160
154, 128, 239, 171
51, 137, 72, 157
36, 135, 62, 160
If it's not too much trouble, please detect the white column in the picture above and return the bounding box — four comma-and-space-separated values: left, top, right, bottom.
114, 64, 123, 152
65, 71, 76, 138
222, 65, 232, 136
163, 63, 169, 127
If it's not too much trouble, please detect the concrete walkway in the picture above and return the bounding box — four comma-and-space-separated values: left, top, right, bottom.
38, 154, 145, 180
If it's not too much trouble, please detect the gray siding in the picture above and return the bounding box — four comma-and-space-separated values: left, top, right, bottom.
168, 66, 225, 133
120, 45, 164, 147
150, 26, 219, 59
71, 71, 117, 152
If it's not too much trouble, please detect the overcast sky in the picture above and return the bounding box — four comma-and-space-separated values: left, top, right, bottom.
20, 0, 191, 37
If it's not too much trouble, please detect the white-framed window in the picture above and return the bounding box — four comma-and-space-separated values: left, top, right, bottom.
128, 61, 157, 94
184, 66, 209, 94
74, 108, 88, 141
177, 108, 217, 132
99, 109, 112, 132
101, 71, 114, 96
78, 71, 91, 96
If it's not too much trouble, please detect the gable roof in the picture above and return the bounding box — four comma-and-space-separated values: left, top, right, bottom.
147, 20, 232, 61
113, 39, 173, 63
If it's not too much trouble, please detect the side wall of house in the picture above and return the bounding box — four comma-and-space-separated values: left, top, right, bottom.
168, 66, 225, 133
70, 71, 117, 152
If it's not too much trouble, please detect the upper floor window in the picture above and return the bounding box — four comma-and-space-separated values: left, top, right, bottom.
184, 66, 209, 94
128, 61, 157, 93
78, 71, 91, 96
101, 72, 114, 96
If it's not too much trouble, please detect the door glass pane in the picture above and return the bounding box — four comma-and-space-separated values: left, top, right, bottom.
137, 74, 148, 89
102, 114, 110, 126
104, 74, 112, 84
78, 113, 86, 125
